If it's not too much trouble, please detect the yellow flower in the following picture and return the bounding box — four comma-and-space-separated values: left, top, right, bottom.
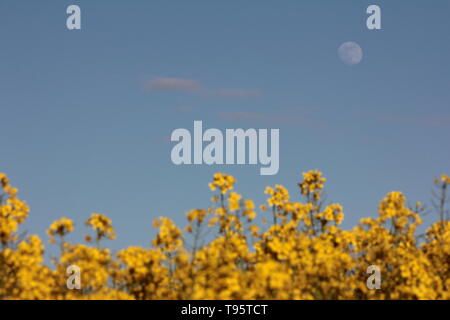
186, 209, 207, 224
228, 192, 242, 211
152, 217, 183, 252
208, 173, 235, 194
265, 185, 289, 206
47, 217, 74, 244
440, 174, 450, 184
299, 170, 326, 201
0, 173, 29, 246
0, 170, 449, 300
85, 213, 116, 241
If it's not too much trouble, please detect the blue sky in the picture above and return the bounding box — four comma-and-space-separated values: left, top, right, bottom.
0, 1, 449, 255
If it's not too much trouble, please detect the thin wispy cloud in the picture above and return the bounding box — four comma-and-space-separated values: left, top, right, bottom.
218, 111, 315, 126
146, 77, 261, 99
209, 89, 261, 98
174, 106, 196, 113
219, 112, 269, 121
147, 78, 202, 93
380, 115, 450, 127
354, 109, 450, 128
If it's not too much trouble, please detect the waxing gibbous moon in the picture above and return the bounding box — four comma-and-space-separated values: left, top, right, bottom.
338, 42, 363, 65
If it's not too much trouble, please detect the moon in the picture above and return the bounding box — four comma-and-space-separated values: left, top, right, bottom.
338, 42, 363, 66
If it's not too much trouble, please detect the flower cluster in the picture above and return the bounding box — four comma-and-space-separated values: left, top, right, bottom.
208, 173, 235, 194
299, 170, 326, 201
435, 174, 450, 185
85, 213, 116, 243
47, 218, 74, 244
0, 170, 449, 300
0, 173, 29, 247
